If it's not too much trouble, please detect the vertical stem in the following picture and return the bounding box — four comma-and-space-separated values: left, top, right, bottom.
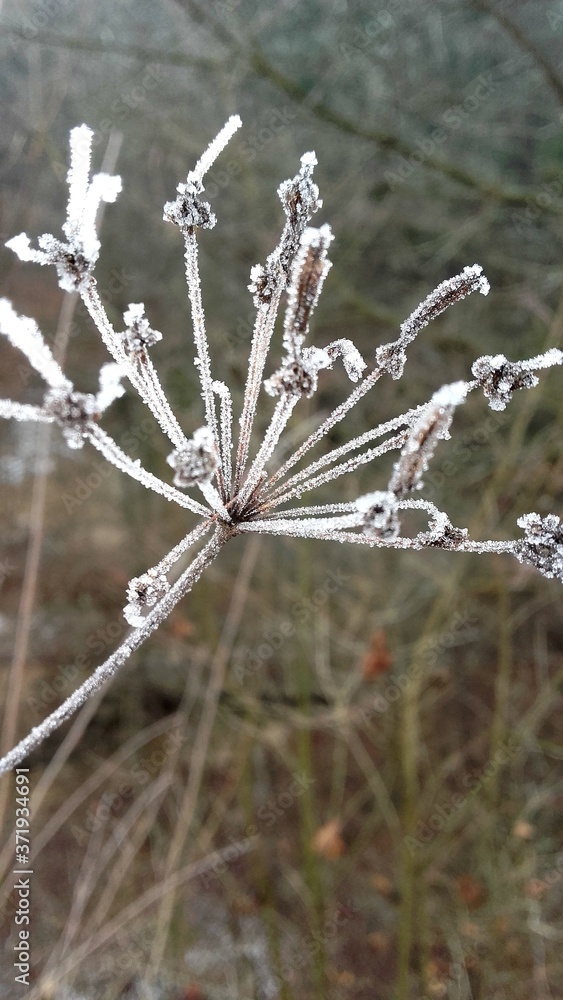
487, 582, 512, 817
234, 285, 284, 495
295, 542, 326, 998
241, 746, 293, 1000
396, 655, 420, 1000
395, 578, 465, 999
182, 233, 225, 498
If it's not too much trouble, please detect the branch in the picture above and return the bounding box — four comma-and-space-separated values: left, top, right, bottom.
0, 529, 225, 775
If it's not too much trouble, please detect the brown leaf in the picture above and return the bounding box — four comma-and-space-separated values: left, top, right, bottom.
311, 818, 346, 860
181, 986, 206, 1000
456, 873, 487, 909
168, 615, 194, 639
512, 819, 534, 840
361, 629, 393, 681
371, 872, 394, 897
366, 931, 391, 953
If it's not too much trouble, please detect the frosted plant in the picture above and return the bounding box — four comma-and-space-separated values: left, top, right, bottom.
1, 117, 562, 775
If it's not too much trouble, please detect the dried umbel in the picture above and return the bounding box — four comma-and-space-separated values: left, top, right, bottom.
0, 117, 561, 773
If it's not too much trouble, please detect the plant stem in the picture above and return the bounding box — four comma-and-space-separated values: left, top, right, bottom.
0, 528, 225, 776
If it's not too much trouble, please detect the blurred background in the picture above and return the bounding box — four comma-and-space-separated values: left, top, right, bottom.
0, 1, 562, 997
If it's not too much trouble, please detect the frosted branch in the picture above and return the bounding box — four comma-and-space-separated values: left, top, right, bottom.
234, 151, 323, 493
0, 299, 70, 389
0, 400, 53, 423
237, 395, 299, 510
0, 530, 226, 776
472, 348, 563, 411
262, 432, 407, 512
263, 405, 425, 508
86, 425, 209, 514
213, 380, 234, 498
1, 116, 562, 778
7, 125, 121, 292
376, 264, 489, 380
388, 381, 468, 497
189, 115, 242, 187
124, 519, 214, 626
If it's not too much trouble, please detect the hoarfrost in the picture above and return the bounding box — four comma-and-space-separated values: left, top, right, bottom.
0, 116, 561, 775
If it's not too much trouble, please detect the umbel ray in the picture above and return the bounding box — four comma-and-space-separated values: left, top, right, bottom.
0, 116, 562, 775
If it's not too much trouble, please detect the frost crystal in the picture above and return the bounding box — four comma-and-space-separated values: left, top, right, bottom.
124, 570, 171, 627
515, 513, 563, 582
389, 381, 467, 498
376, 265, 489, 380
43, 388, 100, 449
0, 298, 70, 390
167, 427, 219, 488
472, 349, 563, 411
358, 491, 401, 540
0, 116, 562, 776
163, 182, 216, 234
419, 509, 469, 549
7, 125, 121, 292
122, 303, 163, 358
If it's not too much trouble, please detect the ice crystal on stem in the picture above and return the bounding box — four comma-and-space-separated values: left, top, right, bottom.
125, 570, 171, 628
472, 348, 563, 411
121, 303, 163, 359
0, 116, 562, 774
388, 381, 467, 503
7, 125, 121, 293
167, 427, 220, 489
515, 513, 563, 582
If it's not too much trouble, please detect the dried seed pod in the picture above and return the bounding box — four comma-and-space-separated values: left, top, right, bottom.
122, 303, 162, 359
283, 225, 333, 353
167, 427, 219, 488
516, 513, 563, 582
357, 491, 401, 540
388, 382, 467, 498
